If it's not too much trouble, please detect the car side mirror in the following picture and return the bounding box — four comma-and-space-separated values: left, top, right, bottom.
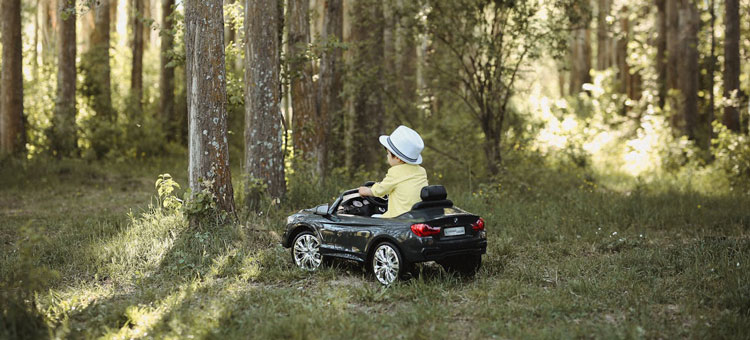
314, 204, 330, 216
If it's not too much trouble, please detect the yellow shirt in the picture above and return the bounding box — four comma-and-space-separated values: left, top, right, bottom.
371, 164, 428, 218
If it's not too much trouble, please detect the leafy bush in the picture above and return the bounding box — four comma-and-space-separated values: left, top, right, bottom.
712, 122, 750, 193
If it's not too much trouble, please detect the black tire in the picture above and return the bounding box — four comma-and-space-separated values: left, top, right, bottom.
370, 242, 408, 285
291, 231, 323, 271
439, 254, 482, 277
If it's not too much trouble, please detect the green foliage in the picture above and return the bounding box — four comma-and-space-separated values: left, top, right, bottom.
182, 179, 230, 225
712, 122, 750, 193
156, 173, 183, 211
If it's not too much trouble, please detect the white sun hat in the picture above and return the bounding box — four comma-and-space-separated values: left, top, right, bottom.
379, 125, 424, 165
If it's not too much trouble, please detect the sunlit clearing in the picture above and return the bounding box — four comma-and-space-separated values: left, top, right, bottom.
528, 80, 669, 178
621, 114, 668, 176
110, 289, 188, 339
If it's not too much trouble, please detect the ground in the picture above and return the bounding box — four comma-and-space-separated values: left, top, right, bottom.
1, 157, 749, 339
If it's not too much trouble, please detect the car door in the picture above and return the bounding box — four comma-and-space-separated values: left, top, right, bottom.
321, 214, 377, 259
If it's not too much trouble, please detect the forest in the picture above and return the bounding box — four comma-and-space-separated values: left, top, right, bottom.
1, 0, 749, 338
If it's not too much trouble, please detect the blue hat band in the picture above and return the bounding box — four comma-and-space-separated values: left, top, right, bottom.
387, 136, 418, 163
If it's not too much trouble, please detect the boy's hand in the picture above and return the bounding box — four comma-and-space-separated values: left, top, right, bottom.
358, 186, 373, 197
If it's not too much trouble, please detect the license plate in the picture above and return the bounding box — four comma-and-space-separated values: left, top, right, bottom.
444, 226, 465, 236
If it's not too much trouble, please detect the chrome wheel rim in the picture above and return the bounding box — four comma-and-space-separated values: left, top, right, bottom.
373, 244, 400, 285
293, 234, 322, 271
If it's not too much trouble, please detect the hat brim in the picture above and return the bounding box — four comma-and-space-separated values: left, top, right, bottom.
379, 135, 422, 165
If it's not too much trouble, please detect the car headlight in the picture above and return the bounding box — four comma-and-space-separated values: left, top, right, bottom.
286, 216, 295, 225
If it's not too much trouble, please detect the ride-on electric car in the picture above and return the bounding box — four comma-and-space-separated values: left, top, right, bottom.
281, 184, 487, 285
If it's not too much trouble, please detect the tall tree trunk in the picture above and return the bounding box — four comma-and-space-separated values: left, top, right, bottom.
131, 0, 144, 109
33, 0, 40, 79
185, 0, 236, 218
678, 0, 699, 139
160, 0, 176, 139
50, 0, 78, 157
395, 0, 417, 113
225, 0, 236, 45
42, 0, 58, 64
319, 0, 344, 169
723, 0, 741, 132
596, 0, 612, 70
569, 27, 592, 95
245, 0, 286, 202
666, 0, 681, 130
86, 0, 115, 122
656, 0, 667, 108
0, 0, 25, 156
615, 7, 629, 95
287, 0, 324, 177
707, 0, 716, 147
346, 0, 384, 170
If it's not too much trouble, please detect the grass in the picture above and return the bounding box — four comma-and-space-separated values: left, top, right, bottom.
1, 156, 749, 339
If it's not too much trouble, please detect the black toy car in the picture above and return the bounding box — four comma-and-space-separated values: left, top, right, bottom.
281, 184, 487, 285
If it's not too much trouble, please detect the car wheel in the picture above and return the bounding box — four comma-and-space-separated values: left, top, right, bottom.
439, 254, 482, 277
291, 231, 323, 271
371, 242, 406, 285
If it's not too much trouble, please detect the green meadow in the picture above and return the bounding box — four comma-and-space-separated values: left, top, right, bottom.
2, 157, 748, 339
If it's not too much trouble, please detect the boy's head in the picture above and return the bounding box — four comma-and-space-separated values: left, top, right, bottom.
379, 125, 424, 165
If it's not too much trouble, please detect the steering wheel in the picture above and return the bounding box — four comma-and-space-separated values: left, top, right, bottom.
362, 181, 388, 207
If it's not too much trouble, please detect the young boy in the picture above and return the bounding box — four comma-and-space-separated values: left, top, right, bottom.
358, 125, 428, 218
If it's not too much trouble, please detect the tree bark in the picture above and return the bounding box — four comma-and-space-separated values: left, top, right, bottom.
288, 0, 324, 177
395, 0, 417, 112
42, 0, 58, 64
1, 0, 25, 156
319, 0, 344, 170
656, 0, 667, 108
245, 0, 286, 202
131, 0, 144, 109
185, 0, 236, 217
160, 0, 176, 139
569, 27, 592, 95
87, 0, 115, 122
346, 0, 384, 170
596, 0, 612, 70
615, 8, 629, 95
666, 0, 681, 130
723, 0, 741, 132
678, 0, 699, 139
50, 0, 78, 157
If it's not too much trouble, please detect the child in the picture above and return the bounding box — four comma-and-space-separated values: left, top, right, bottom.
359, 125, 428, 218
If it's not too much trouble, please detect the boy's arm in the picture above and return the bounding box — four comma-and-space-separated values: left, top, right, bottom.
370, 171, 397, 197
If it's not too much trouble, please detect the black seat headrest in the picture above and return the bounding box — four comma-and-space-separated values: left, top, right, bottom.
421, 185, 447, 201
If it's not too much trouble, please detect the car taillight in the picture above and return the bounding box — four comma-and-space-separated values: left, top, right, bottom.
411, 223, 441, 237
471, 218, 485, 231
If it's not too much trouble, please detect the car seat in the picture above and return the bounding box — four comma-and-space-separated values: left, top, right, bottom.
411, 185, 453, 210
